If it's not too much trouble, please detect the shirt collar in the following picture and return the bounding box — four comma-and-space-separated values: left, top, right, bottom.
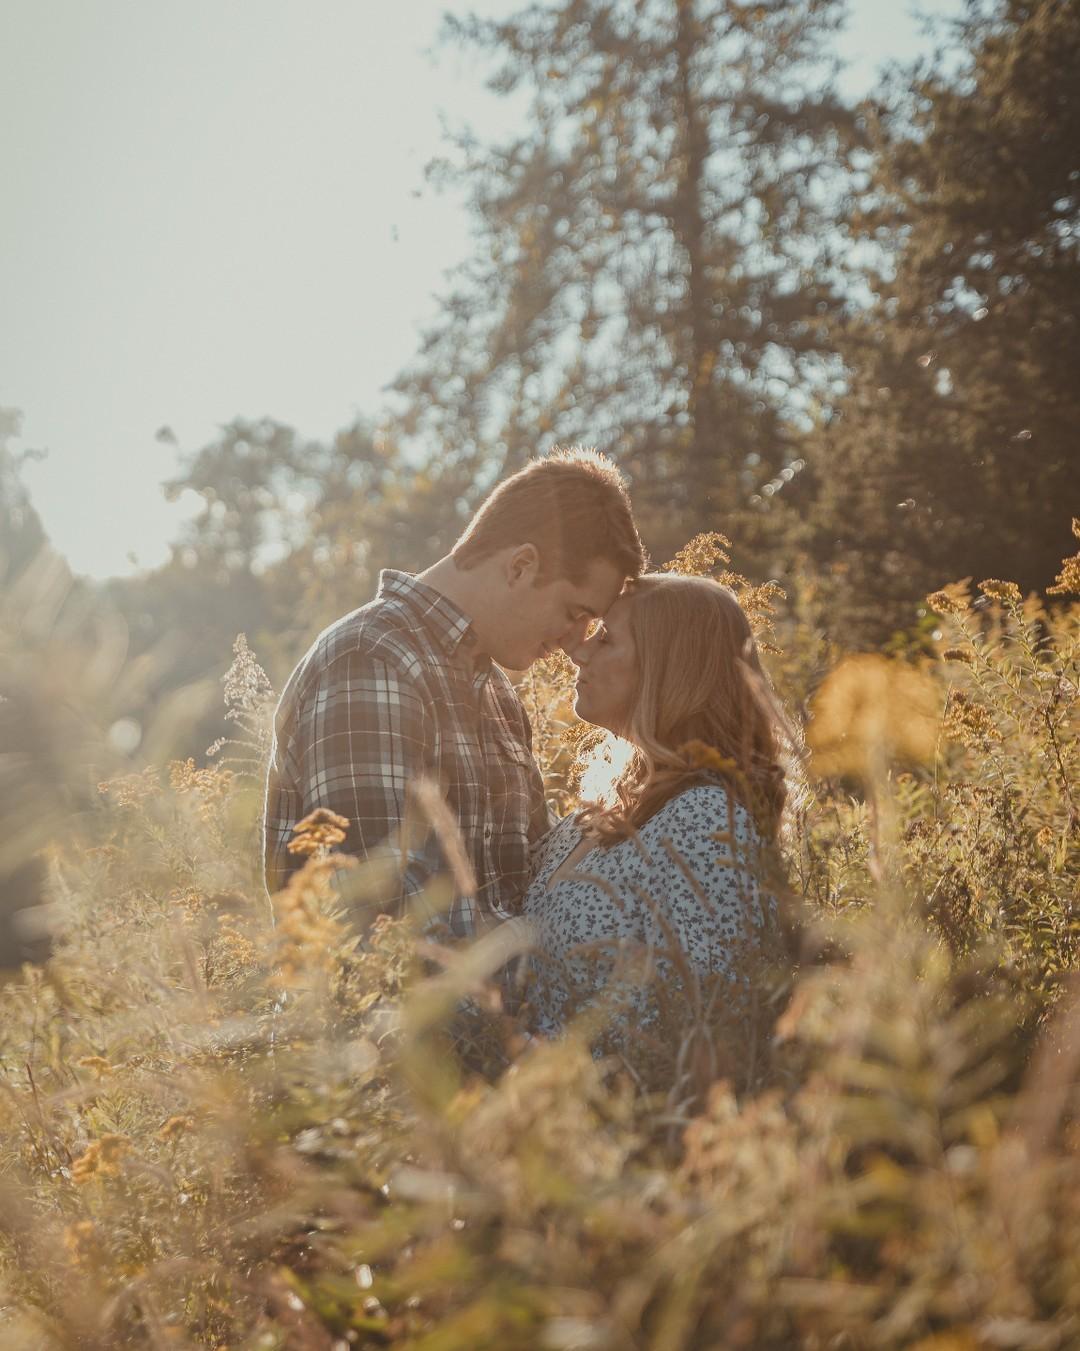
376, 569, 488, 669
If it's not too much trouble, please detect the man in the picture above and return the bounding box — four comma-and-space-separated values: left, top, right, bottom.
263, 448, 645, 936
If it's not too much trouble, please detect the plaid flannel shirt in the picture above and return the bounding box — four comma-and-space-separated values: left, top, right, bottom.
263, 570, 550, 937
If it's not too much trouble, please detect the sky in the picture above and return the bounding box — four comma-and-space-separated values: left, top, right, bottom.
1, 0, 962, 579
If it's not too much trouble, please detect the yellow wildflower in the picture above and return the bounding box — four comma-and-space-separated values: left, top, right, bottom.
943, 691, 1001, 748
979, 578, 1023, 605
72, 1134, 130, 1183
1047, 524, 1080, 595
97, 767, 161, 807
169, 759, 235, 822
287, 807, 350, 857
76, 1056, 113, 1078
272, 855, 351, 986
212, 915, 258, 972
157, 1114, 195, 1144
171, 886, 204, 919
663, 532, 731, 578
807, 655, 941, 779
680, 740, 738, 775
63, 1220, 100, 1267
926, 583, 970, 616
168, 757, 199, 791
1048, 556, 1080, 595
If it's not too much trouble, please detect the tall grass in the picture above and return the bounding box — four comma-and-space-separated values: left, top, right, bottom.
1, 529, 1077, 1349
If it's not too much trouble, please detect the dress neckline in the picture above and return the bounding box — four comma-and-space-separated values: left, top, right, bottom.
542, 823, 602, 895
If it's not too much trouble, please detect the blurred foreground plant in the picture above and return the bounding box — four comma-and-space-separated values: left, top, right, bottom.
0, 534, 1078, 1348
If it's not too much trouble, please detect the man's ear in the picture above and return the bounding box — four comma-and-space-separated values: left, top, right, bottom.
506, 543, 541, 587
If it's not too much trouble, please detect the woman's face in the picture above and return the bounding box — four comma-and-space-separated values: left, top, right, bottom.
568, 593, 638, 736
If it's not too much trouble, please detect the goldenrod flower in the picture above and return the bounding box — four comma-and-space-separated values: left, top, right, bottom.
663, 532, 732, 577
943, 691, 1002, 748
71, 1134, 130, 1183
979, 578, 1023, 605
212, 916, 258, 973
97, 767, 161, 807
157, 1114, 194, 1144
807, 655, 941, 779
926, 584, 970, 616
171, 886, 204, 918
1047, 556, 1080, 596
679, 740, 738, 775
1047, 526, 1080, 596
63, 1220, 100, 1267
76, 1056, 113, 1078
287, 807, 350, 856
271, 854, 351, 985
169, 759, 235, 822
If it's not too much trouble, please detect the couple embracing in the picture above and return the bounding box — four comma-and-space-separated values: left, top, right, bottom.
264, 450, 787, 1055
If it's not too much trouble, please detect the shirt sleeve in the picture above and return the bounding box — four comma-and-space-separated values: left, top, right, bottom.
286, 649, 449, 924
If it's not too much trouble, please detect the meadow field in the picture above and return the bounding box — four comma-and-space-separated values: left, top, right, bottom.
3, 0, 1078, 1342
1, 530, 1078, 1351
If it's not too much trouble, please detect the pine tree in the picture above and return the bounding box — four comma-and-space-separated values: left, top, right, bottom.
394, 0, 860, 560
0, 407, 48, 585
808, 0, 1080, 636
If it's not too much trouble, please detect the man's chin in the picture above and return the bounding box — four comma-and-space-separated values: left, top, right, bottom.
524, 645, 553, 669
494, 649, 536, 673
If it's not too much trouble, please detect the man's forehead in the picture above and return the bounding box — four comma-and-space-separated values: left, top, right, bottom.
568, 560, 630, 614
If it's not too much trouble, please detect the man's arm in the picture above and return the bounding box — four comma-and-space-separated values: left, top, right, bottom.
275, 650, 449, 923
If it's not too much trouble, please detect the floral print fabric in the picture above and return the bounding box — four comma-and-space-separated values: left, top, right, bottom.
522, 783, 774, 1042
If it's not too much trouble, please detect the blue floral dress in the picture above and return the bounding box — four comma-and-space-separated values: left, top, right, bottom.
521, 783, 774, 1043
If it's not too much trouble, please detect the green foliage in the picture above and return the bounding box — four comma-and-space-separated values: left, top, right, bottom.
806, 0, 1080, 635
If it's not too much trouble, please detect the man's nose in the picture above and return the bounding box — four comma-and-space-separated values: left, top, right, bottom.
563, 622, 594, 663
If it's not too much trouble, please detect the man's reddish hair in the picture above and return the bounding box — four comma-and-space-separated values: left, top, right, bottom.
452, 447, 646, 583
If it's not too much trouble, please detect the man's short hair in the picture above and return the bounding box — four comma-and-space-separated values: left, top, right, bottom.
452, 447, 646, 583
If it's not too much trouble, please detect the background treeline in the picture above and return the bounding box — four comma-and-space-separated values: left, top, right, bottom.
2, 0, 1078, 761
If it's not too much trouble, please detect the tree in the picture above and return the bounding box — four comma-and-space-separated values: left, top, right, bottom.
157, 416, 472, 660
807, 0, 1080, 636
0, 407, 48, 585
105, 416, 473, 761
393, 0, 861, 561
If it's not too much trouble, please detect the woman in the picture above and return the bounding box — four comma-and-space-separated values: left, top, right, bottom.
520, 573, 789, 1064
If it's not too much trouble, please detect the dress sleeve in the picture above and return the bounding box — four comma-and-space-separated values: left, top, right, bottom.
630, 786, 771, 979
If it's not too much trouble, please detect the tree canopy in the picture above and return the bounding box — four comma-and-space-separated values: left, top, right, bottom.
394, 0, 863, 560
807, 0, 1080, 633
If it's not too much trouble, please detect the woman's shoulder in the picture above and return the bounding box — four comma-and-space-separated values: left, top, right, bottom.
529, 811, 583, 871
549, 812, 585, 844
639, 780, 762, 845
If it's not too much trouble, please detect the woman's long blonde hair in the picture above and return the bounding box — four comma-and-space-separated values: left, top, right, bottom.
576, 573, 787, 844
